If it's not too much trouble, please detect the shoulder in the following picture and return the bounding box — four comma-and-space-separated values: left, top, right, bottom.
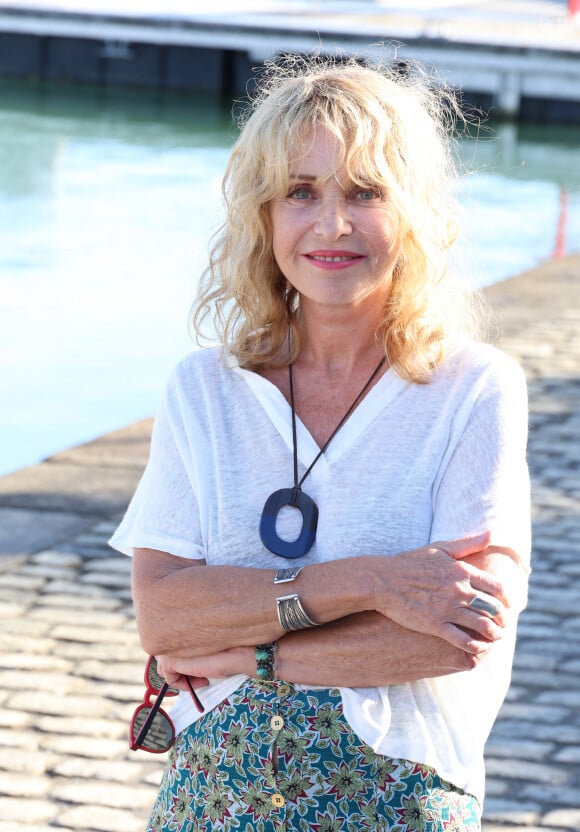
434, 337, 526, 394
168, 346, 236, 392
158, 347, 241, 421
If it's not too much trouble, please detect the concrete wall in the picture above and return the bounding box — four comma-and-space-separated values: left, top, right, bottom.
1, 29, 579, 122
0, 33, 257, 95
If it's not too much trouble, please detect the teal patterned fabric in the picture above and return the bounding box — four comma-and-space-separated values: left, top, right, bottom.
147, 680, 481, 832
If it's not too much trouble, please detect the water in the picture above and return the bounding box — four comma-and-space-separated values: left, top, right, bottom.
1, 81, 579, 477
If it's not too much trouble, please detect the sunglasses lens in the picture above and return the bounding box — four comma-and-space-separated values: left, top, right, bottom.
147, 657, 166, 691
131, 706, 174, 753
147, 657, 179, 695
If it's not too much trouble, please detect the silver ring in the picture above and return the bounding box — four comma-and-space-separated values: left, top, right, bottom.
468, 595, 501, 618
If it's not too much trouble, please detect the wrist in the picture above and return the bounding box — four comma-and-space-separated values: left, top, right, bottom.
223, 646, 255, 676
355, 555, 386, 615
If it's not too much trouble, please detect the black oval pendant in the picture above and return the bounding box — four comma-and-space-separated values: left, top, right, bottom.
260, 486, 319, 559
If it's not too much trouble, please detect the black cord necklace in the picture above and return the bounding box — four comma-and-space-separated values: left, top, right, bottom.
260, 355, 386, 558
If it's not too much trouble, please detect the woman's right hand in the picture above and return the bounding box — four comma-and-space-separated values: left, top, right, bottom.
372, 531, 508, 654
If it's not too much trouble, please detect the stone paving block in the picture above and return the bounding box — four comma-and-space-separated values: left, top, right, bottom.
512, 651, 559, 671
142, 764, 167, 786
482, 778, 508, 797
37, 714, 127, 738
484, 758, 571, 785
52, 756, 143, 782
74, 534, 115, 549
28, 606, 128, 627
534, 689, 580, 708
501, 684, 524, 702
482, 798, 540, 825
74, 659, 144, 684
0, 588, 38, 605
0, 601, 30, 618
484, 738, 555, 760
0, 634, 56, 655
57, 642, 144, 662
509, 669, 579, 691
0, 797, 58, 824
80, 572, 133, 588
6, 692, 116, 718
62, 542, 119, 558
31, 550, 83, 567
521, 782, 580, 807
0, 772, 51, 797
0, 670, 89, 693
542, 809, 580, 829
0, 747, 60, 774
35, 591, 122, 610
41, 580, 107, 597
51, 778, 156, 809
514, 623, 566, 641
57, 804, 148, 832
92, 681, 144, 702
484, 827, 561, 832
39, 734, 129, 759
49, 624, 141, 644
0, 572, 46, 590
1, 826, 73, 832
513, 638, 578, 658
86, 556, 131, 571
0, 708, 32, 728
0, 727, 39, 747
553, 745, 580, 763
478, 702, 570, 724
490, 719, 580, 744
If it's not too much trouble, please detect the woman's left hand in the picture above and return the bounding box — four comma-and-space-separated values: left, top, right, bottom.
156, 648, 254, 692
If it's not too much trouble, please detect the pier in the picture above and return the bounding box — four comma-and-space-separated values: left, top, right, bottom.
1, 252, 580, 830
0, 1, 580, 121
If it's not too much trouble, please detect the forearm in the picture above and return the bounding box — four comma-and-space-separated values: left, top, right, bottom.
158, 610, 487, 690
133, 532, 513, 660
132, 549, 373, 658
277, 612, 485, 686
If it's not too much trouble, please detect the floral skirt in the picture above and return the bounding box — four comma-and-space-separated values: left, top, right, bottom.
147, 679, 481, 832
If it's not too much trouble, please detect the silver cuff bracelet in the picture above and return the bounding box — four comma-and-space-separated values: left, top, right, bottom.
274, 566, 304, 584
276, 593, 319, 632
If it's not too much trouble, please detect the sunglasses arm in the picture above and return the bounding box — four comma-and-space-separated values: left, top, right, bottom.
184, 675, 205, 713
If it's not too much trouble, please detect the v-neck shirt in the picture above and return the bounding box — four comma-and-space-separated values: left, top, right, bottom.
110, 341, 530, 802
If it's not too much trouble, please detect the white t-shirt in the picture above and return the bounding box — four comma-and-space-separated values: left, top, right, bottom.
110, 339, 530, 802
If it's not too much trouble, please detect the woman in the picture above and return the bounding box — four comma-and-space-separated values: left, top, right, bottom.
111, 56, 530, 832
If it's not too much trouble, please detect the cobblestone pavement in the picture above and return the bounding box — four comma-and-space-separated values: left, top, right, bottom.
0, 255, 579, 831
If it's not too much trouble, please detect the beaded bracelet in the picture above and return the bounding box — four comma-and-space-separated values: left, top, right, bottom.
255, 642, 278, 681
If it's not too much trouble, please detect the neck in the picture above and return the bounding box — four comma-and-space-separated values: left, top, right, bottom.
295, 300, 385, 376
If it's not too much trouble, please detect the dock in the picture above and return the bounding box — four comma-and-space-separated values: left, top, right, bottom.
1, 252, 580, 830
0, 1, 580, 121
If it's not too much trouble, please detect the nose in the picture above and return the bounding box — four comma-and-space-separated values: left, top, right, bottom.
314, 196, 352, 239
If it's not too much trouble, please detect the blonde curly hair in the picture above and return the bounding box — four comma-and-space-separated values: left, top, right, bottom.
193, 55, 480, 382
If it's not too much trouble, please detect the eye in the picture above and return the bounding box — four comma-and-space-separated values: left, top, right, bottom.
287, 185, 312, 200
354, 186, 382, 201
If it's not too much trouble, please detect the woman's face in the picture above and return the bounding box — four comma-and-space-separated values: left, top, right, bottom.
269, 127, 401, 315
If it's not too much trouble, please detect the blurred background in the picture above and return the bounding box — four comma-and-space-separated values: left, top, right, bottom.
1, 0, 579, 477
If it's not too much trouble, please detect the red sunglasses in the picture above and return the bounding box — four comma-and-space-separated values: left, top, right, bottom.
130, 655, 204, 753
